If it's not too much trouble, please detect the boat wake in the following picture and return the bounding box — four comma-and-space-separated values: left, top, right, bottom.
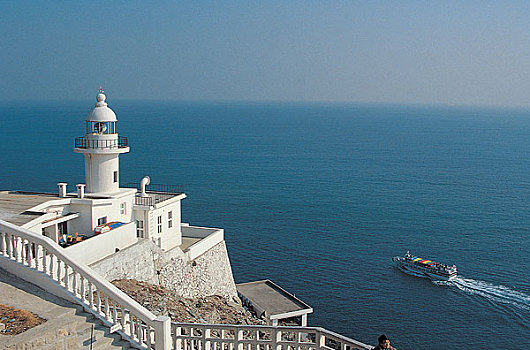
434, 277, 530, 311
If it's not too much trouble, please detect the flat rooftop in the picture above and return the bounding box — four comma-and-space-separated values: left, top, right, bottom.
0, 191, 58, 226
236, 280, 312, 320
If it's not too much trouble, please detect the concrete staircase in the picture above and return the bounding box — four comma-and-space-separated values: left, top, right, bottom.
0, 268, 132, 349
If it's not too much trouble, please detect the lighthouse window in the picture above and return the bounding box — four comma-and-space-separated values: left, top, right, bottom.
157, 215, 162, 233
94, 122, 107, 134
120, 202, 126, 215
86, 121, 116, 134
113, 171, 118, 183
168, 211, 173, 228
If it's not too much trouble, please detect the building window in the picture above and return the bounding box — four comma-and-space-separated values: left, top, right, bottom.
113, 171, 118, 183
120, 202, 126, 215
168, 211, 173, 228
98, 216, 107, 225
157, 215, 162, 233
136, 220, 144, 238
58, 222, 68, 236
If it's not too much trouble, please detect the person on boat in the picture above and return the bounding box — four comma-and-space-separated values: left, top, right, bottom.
373, 334, 397, 350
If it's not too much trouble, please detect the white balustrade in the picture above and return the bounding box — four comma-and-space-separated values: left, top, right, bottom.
171, 324, 372, 350
0, 219, 169, 350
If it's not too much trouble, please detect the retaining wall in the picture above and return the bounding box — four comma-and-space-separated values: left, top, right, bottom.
91, 239, 237, 299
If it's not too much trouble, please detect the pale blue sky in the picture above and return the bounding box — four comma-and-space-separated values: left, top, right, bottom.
1, 1, 529, 106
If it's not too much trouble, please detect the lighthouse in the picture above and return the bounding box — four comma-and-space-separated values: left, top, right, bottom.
74, 89, 130, 193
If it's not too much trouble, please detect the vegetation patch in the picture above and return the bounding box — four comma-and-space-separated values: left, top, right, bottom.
0, 304, 46, 335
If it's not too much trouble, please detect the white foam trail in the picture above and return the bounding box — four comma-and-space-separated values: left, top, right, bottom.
442, 277, 530, 311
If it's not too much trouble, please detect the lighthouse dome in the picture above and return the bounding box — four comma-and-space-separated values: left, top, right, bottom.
86, 90, 117, 122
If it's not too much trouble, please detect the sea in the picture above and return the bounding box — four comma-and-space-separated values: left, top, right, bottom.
1, 101, 529, 349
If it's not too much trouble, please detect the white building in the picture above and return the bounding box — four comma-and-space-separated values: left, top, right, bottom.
0, 91, 235, 298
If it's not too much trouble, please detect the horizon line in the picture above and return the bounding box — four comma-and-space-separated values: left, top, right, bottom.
1, 98, 529, 110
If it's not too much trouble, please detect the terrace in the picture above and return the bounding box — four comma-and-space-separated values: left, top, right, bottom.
122, 183, 185, 206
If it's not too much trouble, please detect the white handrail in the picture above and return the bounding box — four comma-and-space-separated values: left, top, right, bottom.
0, 219, 170, 350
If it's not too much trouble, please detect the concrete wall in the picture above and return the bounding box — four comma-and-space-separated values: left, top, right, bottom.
91, 237, 237, 299
64, 222, 137, 265
90, 239, 160, 285
161, 240, 237, 298
182, 225, 224, 261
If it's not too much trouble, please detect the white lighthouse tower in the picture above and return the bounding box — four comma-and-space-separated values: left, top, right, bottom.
74, 89, 130, 193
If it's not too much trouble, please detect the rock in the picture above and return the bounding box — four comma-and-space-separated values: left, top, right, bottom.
111, 279, 264, 325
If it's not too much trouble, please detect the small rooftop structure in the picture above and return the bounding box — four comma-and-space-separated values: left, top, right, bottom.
237, 280, 313, 326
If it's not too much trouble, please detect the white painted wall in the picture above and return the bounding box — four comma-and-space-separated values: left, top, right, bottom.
140, 200, 182, 251
68, 201, 94, 235
84, 153, 120, 194
181, 225, 224, 261
64, 222, 137, 265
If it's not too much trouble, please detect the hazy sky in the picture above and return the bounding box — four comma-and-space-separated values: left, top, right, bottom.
1, 1, 529, 106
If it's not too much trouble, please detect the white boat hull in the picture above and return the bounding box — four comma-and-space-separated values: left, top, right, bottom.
394, 259, 457, 281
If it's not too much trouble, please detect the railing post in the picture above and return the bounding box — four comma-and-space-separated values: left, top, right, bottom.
80, 276, 85, 302
14, 236, 20, 262
154, 316, 171, 350
273, 328, 281, 350
19, 237, 25, 263
204, 327, 211, 350
89, 283, 94, 309
34, 244, 40, 270
236, 328, 243, 350
56, 258, 62, 284
318, 331, 325, 350
6, 233, 11, 258
0, 230, 6, 256
49, 253, 54, 278
112, 301, 118, 324
176, 325, 182, 350
97, 290, 102, 314
64, 264, 69, 290
72, 271, 77, 297
129, 312, 134, 337
42, 248, 47, 274
104, 296, 110, 320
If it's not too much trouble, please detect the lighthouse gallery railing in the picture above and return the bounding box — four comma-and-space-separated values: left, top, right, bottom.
75, 136, 129, 149
0, 219, 371, 350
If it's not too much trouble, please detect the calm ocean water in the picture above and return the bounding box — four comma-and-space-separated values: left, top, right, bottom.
1, 101, 529, 349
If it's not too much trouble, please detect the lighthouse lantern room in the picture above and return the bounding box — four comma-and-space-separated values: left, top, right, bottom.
74, 89, 130, 194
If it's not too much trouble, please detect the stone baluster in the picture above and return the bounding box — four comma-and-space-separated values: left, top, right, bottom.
64, 264, 69, 290
104, 296, 110, 320
88, 283, 94, 309
0, 231, 5, 256
129, 312, 135, 337
49, 253, 54, 279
